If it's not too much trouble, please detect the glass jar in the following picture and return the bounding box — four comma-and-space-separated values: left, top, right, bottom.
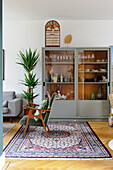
97, 85, 103, 100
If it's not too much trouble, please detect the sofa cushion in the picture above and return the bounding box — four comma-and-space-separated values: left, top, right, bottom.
3, 107, 9, 114
20, 115, 44, 126
3, 91, 15, 102
34, 99, 48, 121
3, 100, 8, 107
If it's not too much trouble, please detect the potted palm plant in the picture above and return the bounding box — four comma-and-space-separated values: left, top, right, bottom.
17, 48, 40, 111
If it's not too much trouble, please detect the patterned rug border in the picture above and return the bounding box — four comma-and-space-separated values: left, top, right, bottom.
86, 122, 112, 159
3, 121, 112, 159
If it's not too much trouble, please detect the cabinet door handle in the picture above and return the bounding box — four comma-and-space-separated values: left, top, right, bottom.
43, 82, 45, 86
108, 82, 110, 86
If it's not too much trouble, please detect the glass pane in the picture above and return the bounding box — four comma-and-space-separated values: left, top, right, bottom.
78, 50, 108, 100
45, 50, 75, 100
78, 51, 84, 100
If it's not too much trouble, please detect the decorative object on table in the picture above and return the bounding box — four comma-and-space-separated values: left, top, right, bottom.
108, 113, 113, 127
4, 121, 112, 159
64, 34, 72, 47
90, 92, 96, 100
16, 48, 40, 105
45, 20, 60, 47
97, 85, 103, 100
3, 124, 15, 136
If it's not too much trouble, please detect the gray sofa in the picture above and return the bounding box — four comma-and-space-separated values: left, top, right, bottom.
3, 91, 23, 122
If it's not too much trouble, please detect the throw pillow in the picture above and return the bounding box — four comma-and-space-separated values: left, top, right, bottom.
48, 92, 56, 109
34, 99, 48, 121
3, 100, 8, 107
44, 98, 49, 109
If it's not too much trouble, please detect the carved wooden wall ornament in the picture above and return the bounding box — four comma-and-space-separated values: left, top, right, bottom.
45, 20, 60, 47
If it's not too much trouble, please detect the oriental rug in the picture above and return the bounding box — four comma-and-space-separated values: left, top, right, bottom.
3, 121, 112, 159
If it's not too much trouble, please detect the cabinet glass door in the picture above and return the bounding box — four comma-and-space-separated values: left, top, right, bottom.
78, 50, 108, 100
45, 50, 75, 100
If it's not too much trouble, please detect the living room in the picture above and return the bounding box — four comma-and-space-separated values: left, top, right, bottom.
1, 0, 113, 169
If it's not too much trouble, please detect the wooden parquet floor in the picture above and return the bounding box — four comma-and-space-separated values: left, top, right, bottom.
2, 119, 113, 170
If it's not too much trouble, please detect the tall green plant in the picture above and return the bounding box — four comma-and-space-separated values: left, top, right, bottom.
17, 48, 40, 104
17, 48, 39, 73
21, 72, 40, 88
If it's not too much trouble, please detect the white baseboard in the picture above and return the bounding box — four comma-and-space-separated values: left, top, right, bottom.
0, 152, 5, 169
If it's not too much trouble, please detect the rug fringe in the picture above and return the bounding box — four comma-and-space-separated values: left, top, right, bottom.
5, 157, 112, 160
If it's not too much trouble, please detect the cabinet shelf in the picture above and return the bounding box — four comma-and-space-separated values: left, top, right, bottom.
78, 71, 107, 73
78, 62, 107, 64
78, 82, 107, 84
45, 62, 74, 65
45, 82, 74, 84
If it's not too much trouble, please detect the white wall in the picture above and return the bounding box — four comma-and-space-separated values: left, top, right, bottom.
3, 20, 113, 103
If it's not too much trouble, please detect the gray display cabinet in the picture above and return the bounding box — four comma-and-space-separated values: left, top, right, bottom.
42, 47, 112, 120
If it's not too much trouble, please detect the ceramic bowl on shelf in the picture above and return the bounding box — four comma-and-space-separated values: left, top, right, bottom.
92, 69, 98, 72
104, 79, 108, 82
86, 69, 90, 71
102, 59, 105, 62
100, 69, 106, 72
96, 59, 100, 62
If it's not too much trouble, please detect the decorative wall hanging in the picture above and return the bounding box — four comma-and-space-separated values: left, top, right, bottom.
64, 34, 72, 46
45, 20, 60, 47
